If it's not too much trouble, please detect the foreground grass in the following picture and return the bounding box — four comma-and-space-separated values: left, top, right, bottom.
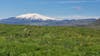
0, 24, 100, 56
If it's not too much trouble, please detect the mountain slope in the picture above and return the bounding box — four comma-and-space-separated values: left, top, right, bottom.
16, 13, 57, 20
0, 13, 96, 26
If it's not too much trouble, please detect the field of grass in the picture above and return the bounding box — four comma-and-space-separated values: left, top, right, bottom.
0, 24, 100, 56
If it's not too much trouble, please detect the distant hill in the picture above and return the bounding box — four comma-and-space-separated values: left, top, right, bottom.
86, 18, 100, 29
0, 13, 96, 26
94, 18, 100, 25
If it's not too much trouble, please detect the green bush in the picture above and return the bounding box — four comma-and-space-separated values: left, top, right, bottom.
0, 24, 100, 56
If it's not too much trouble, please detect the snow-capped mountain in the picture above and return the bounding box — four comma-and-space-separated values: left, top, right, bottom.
16, 13, 58, 20
0, 13, 97, 26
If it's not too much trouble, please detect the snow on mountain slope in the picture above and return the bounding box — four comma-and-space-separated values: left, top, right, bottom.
16, 13, 58, 20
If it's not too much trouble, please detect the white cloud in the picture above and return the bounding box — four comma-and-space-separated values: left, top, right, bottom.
28, 0, 100, 5
56, 15, 100, 20
56, 0, 100, 4
72, 6, 82, 10
0, 18, 3, 20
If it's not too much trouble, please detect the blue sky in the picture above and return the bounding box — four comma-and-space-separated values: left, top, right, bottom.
0, 0, 100, 19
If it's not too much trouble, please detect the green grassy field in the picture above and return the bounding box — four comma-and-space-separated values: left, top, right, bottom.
0, 24, 100, 56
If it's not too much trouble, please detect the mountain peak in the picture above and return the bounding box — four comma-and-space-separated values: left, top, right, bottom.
16, 13, 57, 20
